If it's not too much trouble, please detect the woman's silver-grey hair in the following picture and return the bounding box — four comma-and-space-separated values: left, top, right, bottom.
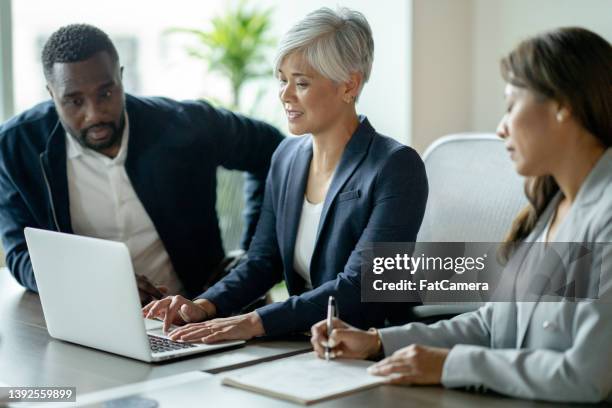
274, 7, 374, 97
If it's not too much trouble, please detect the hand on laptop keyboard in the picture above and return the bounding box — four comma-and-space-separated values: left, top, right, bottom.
142, 295, 214, 334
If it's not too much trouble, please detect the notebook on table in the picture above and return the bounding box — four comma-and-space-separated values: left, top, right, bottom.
222, 352, 385, 405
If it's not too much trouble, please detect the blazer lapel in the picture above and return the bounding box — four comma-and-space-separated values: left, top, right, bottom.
314, 118, 374, 246
552, 148, 612, 241
124, 97, 162, 224
281, 138, 312, 291
515, 195, 560, 347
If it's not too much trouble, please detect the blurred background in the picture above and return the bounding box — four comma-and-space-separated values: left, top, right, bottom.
0, 0, 610, 261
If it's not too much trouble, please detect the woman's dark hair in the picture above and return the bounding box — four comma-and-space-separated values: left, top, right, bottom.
500, 27, 612, 258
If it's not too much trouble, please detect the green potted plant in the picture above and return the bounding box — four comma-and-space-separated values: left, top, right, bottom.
168, 0, 275, 110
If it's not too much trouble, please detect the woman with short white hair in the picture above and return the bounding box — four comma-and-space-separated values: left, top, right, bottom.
144, 7, 428, 342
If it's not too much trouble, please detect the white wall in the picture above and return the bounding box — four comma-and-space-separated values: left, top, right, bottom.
410, 0, 612, 152
411, 0, 473, 153
471, 0, 612, 132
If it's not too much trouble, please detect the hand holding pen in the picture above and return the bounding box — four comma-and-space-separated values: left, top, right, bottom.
311, 311, 383, 361
325, 296, 336, 361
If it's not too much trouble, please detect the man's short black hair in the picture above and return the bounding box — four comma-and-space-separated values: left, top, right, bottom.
42, 24, 119, 81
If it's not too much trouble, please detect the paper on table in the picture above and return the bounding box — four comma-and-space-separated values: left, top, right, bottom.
222, 352, 384, 405
0, 381, 10, 407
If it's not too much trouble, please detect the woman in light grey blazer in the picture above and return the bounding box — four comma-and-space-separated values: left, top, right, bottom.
311, 27, 612, 403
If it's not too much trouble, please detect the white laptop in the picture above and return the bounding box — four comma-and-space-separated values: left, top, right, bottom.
24, 227, 245, 363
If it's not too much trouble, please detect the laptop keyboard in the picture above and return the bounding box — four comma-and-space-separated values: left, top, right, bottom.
148, 335, 196, 353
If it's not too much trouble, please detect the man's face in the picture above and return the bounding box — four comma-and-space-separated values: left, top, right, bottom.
47, 51, 125, 157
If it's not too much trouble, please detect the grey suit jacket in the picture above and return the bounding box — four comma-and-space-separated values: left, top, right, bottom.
379, 148, 612, 403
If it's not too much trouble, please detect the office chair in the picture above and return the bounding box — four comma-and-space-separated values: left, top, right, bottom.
411, 133, 527, 322
212, 168, 271, 311
216, 168, 247, 253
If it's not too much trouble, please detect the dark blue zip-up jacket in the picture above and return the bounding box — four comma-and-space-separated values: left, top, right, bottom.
0, 94, 283, 296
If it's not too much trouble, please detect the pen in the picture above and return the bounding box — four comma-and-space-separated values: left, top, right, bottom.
325, 295, 336, 361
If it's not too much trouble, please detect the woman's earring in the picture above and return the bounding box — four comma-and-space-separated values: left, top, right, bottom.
556, 112, 564, 122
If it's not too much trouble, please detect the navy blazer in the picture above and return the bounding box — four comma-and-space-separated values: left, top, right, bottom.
0, 95, 283, 296
199, 117, 428, 335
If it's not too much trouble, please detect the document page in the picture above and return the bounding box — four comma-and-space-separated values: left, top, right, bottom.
222, 352, 384, 404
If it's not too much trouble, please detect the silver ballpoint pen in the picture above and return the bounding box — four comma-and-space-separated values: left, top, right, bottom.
325, 296, 336, 361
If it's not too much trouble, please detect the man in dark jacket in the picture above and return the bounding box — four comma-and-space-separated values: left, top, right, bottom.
0, 24, 283, 301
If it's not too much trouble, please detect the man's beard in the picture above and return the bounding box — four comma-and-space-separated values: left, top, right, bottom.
67, 112, 126, 152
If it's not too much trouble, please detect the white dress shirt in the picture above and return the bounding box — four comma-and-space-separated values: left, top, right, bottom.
65, 114, 184, 295
292, 197, 324, 289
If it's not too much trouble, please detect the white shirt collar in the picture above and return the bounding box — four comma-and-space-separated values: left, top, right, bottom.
65, 112, 130, 166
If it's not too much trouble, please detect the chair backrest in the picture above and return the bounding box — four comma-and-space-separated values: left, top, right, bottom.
216, 168, 245, 252
411, 134, 528, 319
417, 133, 527, 242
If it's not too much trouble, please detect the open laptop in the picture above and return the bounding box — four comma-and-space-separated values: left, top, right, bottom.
24, 227, 245, 362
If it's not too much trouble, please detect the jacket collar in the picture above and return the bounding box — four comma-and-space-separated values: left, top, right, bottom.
314, 116, 374, 244
526, 147, 612, 244
567, 147, 612, 207
124, 94, 149, 166
40, 115, 72, 233
281, 137, 312, 292
282, 116, 375, 289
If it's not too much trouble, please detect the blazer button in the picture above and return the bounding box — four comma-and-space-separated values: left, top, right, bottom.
542, 320, 557, 330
